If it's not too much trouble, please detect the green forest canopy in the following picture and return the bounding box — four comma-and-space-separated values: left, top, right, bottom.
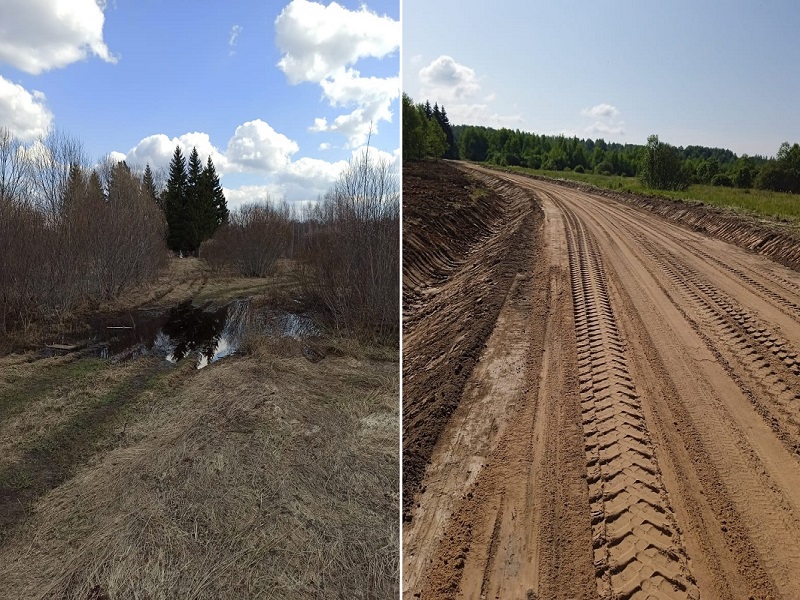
406, 95, 800, 194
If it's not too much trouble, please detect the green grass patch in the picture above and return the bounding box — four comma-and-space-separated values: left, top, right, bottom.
504, 165, 800, 224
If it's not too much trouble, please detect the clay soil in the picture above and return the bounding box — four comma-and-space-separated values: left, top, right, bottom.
403, 160, 800, 599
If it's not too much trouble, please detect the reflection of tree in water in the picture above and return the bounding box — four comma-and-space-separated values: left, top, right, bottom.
161, 301, 227, 363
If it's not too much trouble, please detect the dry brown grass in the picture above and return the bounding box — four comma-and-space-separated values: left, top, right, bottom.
0, 349, 399, 599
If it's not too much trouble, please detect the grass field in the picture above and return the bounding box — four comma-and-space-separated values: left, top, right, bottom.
0, 258, 399, 599
503, 165, 800, 224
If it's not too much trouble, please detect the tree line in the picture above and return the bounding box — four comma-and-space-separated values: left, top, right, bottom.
402, 99, 800, 194
453, 123, 800, 194
402, 94, 457, 160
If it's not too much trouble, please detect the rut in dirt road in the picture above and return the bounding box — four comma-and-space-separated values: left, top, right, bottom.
563, 204, 698, 599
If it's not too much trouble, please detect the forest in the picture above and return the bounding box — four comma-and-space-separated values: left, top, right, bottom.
403, 94, 800, 195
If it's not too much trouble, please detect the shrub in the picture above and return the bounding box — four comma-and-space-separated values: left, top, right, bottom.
711, 173, 734, 187
201, 202, 292, 277
573, 165, 585, 173
301, 151, 399, 341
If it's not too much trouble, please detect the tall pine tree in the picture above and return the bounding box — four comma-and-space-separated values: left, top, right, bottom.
164, 146, 188, 253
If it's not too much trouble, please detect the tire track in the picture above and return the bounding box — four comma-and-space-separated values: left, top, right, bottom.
632, 234, 800, 450
561, 203, 698, 599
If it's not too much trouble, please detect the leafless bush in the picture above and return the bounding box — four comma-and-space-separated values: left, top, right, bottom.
200, 201, 293, 277
0, 127, 30, 203
301, 152, 400, 340
0, 129, 167, 334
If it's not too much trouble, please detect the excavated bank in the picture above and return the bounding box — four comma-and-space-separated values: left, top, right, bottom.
402, 161, 541, 520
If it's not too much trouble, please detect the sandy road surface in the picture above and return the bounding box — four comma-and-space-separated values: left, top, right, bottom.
403, 162, 800, 599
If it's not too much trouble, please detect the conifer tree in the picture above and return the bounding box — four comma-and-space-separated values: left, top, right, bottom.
202, 156, 228, 228
185, 147, 206, 252
63, 163, 86, 213
143, 163, 158, 206
438, 105, 458, 159
164, 145, 188, 253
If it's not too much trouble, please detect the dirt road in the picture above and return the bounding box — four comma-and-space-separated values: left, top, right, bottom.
403, 161, 800, 599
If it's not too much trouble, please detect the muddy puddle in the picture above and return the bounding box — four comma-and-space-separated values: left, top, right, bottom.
51, 300, 318, 369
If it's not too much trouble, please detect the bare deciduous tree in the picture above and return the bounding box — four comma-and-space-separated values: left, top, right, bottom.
302, 150, 400, 339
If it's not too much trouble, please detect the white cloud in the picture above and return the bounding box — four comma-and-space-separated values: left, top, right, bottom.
416, 56, 520, 127
114, 119, 399, 207
229, 25, 242, 54
0, 0, 116, 74
275, 0, 399, 147
222, 184, 284, 211
275, 0, 398, 84
586, 121, 625, 136
122, 132, 228, 173
419, 55, 480, 101
445, 103, 523, 129
580, 103, 624, 137
581, 103, 619, 118
107, 150, 127, 164
0, 75, 53, 140
312, 69, 399, 147
225, 119, 298, 173
118, 121, 300, 177
319, 142, 332, 151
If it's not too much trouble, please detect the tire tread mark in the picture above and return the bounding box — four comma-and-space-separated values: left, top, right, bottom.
560, 202, 698, 600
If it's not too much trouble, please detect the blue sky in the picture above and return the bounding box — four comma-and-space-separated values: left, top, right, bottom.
0, 0, 399, 207
403, 0, 800, 157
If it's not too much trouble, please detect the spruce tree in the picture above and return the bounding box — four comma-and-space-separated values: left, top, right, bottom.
63, 163, 86, 213
202, 156, 228, 229
185, 147, 205, 252
143, 163, 159, 206
438, 105, 458, 159
164, 145, 188, 253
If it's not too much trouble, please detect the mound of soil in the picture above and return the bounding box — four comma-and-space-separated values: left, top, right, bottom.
402, 161, 542, 519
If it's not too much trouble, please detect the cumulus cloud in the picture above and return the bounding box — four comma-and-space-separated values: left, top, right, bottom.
416, 56, 520, 127
122, 132, 227, 173
275, 0, 399, 147
312, 69, 399, 146
275, 0, 398, 84
580, 103, 624, 137
118, 122, 300, 179
225, 119, 299, 173
586, 121, 625, 136
581, 103, 619, 118
0, 0, 116, 74
0, 75, 53, 140
419, 55, 481, 101
114, 118, 399, 207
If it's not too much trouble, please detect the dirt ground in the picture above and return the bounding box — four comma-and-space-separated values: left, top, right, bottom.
403, 160, 800, 599
0, 259, 399, 599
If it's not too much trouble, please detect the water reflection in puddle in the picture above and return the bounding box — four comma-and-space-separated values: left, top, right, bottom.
80, 299, 317, 369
